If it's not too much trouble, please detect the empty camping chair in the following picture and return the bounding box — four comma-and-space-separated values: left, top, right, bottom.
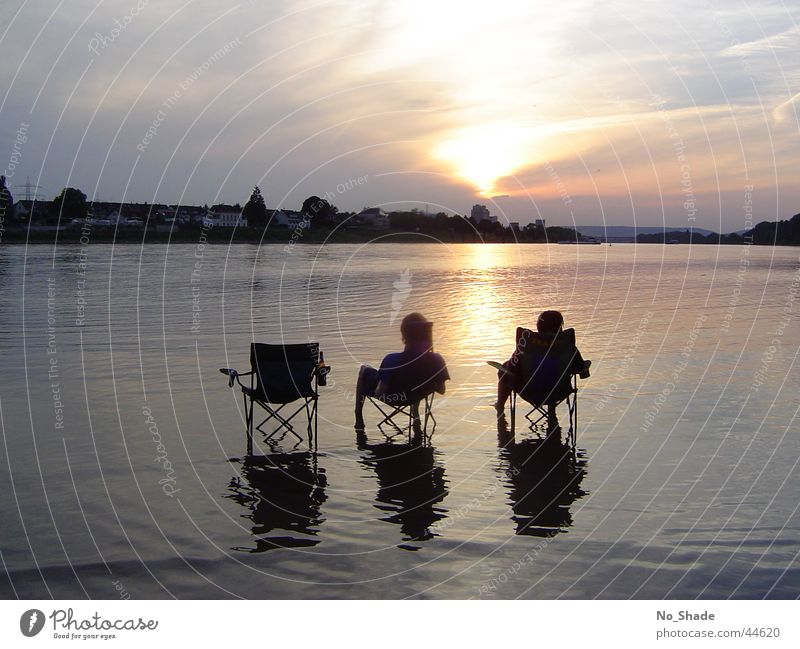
221, 342, 330, 455
506, 327, 581, 446
367, 321, 446, 441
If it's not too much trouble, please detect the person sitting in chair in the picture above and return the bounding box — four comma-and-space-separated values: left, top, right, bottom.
494, 310, 590, 426
354, 312, 450, 432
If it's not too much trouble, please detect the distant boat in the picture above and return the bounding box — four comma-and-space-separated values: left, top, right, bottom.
667, 239, 680, 244
558, 239, 602, 245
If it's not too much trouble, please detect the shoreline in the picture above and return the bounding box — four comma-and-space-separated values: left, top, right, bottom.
1, 237, 795, 246
1, 227, 796, 246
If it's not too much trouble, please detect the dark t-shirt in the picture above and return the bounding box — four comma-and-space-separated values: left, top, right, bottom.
378, 347, 449, 402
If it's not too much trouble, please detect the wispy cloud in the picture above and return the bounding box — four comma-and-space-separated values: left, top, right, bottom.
1, 0, 798, 227
721, 25, 800, 56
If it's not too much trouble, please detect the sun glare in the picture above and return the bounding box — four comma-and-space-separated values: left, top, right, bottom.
433, 123, 538, 195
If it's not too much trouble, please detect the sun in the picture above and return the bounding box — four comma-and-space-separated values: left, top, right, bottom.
433, 122, 537, 195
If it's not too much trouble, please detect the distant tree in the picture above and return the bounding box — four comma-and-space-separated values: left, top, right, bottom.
749, 213, 800, 245
52, 187, 88, 221
0, 175, 13, 221
301, 195, 337, 226
243, 186, 267, 229
545, 226, 581, 242
388, 210, 420, 230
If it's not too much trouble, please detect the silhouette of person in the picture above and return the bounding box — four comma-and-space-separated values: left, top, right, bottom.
354, 312, 449, 431
226, 452, 327, 552
494, 310, 590, 427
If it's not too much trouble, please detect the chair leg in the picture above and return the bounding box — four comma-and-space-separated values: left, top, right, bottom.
510, 391, 516, 435
572, 391, 578, 449
255, 401, 306, 442
244, 395, 253, 457
369, 397, 434, 442
304, 397, 317, 450
313, 396, 318, 452
424, 395, 435, 436
370, 398, 407, 436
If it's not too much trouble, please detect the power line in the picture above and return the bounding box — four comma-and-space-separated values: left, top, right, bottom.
13, 175, 45, 201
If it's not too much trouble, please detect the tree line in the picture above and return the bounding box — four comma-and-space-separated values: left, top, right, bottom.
636, 213, 800, 246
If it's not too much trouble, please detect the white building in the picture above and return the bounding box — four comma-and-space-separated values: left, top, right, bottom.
356, 207, 389, 229
13, 201, 29, 219
210, 205, 247, 228
270, 209, 307, 229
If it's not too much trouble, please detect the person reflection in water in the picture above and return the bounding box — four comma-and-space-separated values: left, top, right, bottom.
357, 434, 448, 550
497, 422, 587, 537
354, 312, 449, 432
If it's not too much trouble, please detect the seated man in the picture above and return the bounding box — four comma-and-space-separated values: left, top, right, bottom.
354, 312, 450, 431
495, 310, 590, 425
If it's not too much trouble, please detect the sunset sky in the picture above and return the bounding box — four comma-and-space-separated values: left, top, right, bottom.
1, 0, 798, 229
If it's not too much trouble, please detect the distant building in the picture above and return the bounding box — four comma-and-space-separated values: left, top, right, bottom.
270, 209, 308, 229
534, 218, 546, 229
14, 199, 50, 222
270, 209, 289, 227
13, 201, 30, 220
356, 207, 389, 229
509, 222, 520, 230
210, 204, 246, 228
471, 204, 490, 222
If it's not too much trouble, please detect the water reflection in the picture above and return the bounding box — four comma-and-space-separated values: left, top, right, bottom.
497, 425, 588, 537
357, 432, 448, 550
226, 452, 327, 553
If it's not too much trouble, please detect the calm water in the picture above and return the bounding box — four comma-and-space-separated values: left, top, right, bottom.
1, 242, 798, 599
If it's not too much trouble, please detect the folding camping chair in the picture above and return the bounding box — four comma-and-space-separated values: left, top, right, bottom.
367, 321, 442, 442
505, 327, 581, 447
220, 342, 330, 455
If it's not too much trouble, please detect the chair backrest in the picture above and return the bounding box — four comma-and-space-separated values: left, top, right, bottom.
514, 327, 577, 406
382, 350, 445, 405
250, 342, 319, 403
405, 320, 433, 349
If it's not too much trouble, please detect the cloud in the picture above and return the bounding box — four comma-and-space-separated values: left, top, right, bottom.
1, 0, 798, 227
773, 93, 800, 127
720, 25, 800, 57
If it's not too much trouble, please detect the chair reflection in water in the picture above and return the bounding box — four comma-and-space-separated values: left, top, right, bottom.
226, 452, 327, 553
497, 423, 588, 537
357, 432, 448, 550
355, 313, 449, 442
221, 342, 330, 455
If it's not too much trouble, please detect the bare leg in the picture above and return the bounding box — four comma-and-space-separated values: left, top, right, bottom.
354, 365, 374, 431
495, 374, 512, 412
545, 404, 562, 443
410, 400, 423, 442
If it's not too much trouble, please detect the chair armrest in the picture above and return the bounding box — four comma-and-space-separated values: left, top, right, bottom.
219, 368, 254, 389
